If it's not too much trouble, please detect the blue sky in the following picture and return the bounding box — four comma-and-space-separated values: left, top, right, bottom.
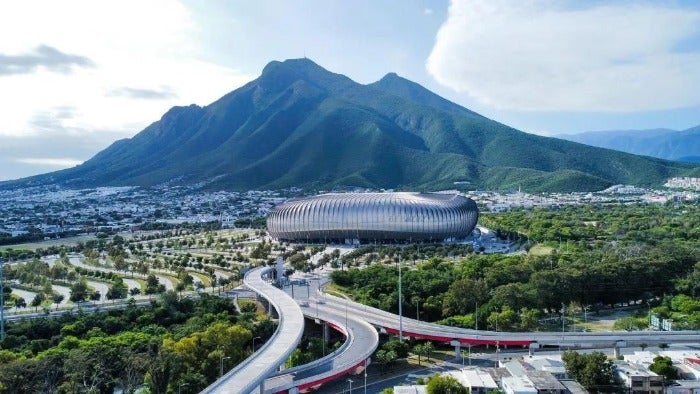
1, 0, 699, 181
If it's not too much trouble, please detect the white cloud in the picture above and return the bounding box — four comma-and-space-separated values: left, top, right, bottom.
427, 0, 700, 112
16, 158, 83, 167
0, 0, 253, 137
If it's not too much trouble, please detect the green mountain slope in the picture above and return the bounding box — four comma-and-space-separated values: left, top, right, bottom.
4, 58, 698, 192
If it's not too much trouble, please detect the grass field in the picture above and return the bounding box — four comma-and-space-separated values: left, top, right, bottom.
528, 244, 554, 256
0, 234, 98, 251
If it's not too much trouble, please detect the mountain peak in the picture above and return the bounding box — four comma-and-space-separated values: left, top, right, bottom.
261, 57, 323, 75
371, 71, 479, 117
259, 57, 354, 93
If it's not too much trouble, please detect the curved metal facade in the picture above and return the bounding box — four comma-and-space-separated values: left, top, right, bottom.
267, 192, 478, 242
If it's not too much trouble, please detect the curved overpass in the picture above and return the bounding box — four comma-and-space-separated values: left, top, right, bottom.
264, 299, 379, 393
321, 291, 700, 349
202, 267, 305, 394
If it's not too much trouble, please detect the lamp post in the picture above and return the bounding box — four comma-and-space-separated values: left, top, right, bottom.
398, 256, 403, 342
252, 336, 262, 352
468, 343, 471, 366
364, 358, 368, 394
219, 355, 231, 377
347, 378, 354, 394
178, 383, 189, 394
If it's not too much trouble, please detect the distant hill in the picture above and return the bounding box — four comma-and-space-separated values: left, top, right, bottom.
559, 126, 700, 163
3, 58, 698, 192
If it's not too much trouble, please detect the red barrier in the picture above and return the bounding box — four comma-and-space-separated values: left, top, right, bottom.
383, 327, 532, 347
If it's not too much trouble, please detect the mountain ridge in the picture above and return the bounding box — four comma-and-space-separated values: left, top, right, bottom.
3, 58, 698, 192
558, 126, 700, 163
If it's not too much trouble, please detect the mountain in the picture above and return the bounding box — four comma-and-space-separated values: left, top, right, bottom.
559, 126, 700, 163
4, 58, 699, 192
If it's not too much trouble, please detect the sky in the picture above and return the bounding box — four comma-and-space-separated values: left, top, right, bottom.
1, 0, 699, 181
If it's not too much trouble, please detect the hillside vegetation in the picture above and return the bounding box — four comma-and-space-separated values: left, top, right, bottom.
5, 58, 697, 192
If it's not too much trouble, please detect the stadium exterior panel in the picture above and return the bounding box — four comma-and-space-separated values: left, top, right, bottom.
267, 192, 479, 243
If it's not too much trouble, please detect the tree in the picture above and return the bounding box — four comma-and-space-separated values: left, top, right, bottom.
69, 279, 89, 302
426, 375, 468, 394
285, 348, 312, 368
107, 277, 128, 301
442, 278, 487, 316
52, 293, 64, 310
649, 356, 678, 381
562, 351, 623, 392
112, 254, 129, 273
31, 292, 46, 311
145, 274, 165, 294
383, 339, 409, 358
413, 343, 429, 366
423, 341, 435, 362
14, 297, 26, 310
91, 291, 101, 302
375, 349, 397, 373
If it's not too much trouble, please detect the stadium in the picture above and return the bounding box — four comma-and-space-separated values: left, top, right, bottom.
266, 192, 479, 243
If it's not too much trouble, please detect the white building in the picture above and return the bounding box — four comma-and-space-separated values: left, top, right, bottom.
615, 361, 664, 394
501, 375, 538, 394
446, 368, 499, 394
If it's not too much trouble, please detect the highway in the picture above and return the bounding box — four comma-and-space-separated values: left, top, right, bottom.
319, 290, 700, 349
263, 301, 378, 393
201, 267, 305, 394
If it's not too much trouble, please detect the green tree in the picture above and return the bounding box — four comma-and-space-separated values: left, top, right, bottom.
52, 293, 64, 310
285, 348, 312, 368
426, 374, 468, 394
649, 356, 678, 381
69, 278, 89, 302
383, 339, 409, 358
562, 351, 623, 392
14, 297, 26, 310
442, 278, 487, 316
31, 292, 46, 311
107, 277, 128, 300
375, 349, 398, 373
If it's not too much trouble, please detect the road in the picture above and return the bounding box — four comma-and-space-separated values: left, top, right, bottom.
319, 288, 700, 349
263, 296, 379, 393
201, 266, 305, 394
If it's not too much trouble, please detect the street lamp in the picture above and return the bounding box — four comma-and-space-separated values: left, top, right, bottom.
178, 383, 189, 394
398, 256, 403, 342
252, 336, 262, 352
347, 378, 354, 394
219, 355, 231, 377
364, 358, 368, 394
